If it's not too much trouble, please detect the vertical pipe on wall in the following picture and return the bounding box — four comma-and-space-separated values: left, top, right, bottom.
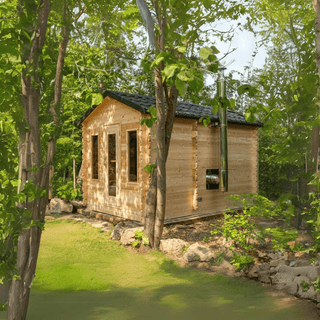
217, 68, 228, 192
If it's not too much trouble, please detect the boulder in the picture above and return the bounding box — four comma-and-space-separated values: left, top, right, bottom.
258, 270, 271, 283
270, 259, 287, 267
82, 209, 91, 217
110, 220, 142, 241
120, 227, 145, 245
182, 242, 216, 262
290, 259, 311, 267
50, 198, 73, 214
259, 262, 271, 271
298, 285, 317, 300
210, 260, 237, 277
160, 238, 189, 255
77, 208, 84, 215
273, 265, 320, 293
70, 200, 86, 210
247, 264, 260, 278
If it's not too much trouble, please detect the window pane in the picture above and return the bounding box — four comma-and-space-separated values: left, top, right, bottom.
108, 134, 116, 196
129, 131, 137, 182
92, 135, 98, 179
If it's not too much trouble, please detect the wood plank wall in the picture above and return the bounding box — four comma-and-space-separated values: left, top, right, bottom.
149, 120, 260, 221
81, 97, 149, 221
82, 96, 259, 223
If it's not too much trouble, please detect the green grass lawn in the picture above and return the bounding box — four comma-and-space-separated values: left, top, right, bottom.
0, 218, 317, 319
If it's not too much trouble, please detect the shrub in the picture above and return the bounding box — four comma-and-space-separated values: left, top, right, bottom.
231, 252, 254, 271
54, 179, 82, 201
263, 227, 300, 251
131, 230, 149, 248
210, 207, 258, 251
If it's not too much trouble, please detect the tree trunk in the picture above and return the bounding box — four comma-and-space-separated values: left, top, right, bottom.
153, 66, 166, 248
144, 158, 157, 248
73, 158, 76, 190
143, 5, 179, 249
143, 84, 177, 248
48, 165, 54, 199
7, 1, 71, 318
311, 0, 320, 193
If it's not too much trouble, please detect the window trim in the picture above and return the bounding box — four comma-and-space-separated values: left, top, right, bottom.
126, 129, 138, 184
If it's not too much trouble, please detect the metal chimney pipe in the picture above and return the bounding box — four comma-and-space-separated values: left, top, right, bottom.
217, 68, 228, 192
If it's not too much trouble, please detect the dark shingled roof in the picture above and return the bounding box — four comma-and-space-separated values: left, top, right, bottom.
79, 90, 264, 127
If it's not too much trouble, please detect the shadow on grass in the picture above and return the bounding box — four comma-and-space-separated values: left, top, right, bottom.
0, 219, 317, 319
1, 269, 316, 319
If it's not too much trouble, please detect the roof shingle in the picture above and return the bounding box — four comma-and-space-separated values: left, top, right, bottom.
78, 90, 264, 127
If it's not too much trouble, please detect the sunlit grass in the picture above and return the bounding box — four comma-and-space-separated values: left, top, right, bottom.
0, 218, 315, 320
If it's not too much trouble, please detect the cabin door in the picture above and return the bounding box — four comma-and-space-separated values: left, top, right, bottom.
104, 124, 121, 207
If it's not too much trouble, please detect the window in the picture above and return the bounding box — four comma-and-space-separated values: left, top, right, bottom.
92, 135, 98, 179
128, 131, 137, 182
108, 134, 116, 196
206, 169, 219, 190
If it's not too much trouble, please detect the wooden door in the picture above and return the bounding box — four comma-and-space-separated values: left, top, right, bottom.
104, 124, 121, 207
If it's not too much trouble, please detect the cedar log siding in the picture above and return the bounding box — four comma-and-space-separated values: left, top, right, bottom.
81, 96, 259, 223
81, 96, 150, 221
149, 120, 259, 221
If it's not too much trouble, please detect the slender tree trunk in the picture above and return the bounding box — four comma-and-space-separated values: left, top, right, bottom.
144, 84, 177, 248
153, 66, 166, 248
143, 3, 178, 249
311, 0, 320, 194
73, 158, 76, 190
7, 1, 71, 318
144, 159, 157, 247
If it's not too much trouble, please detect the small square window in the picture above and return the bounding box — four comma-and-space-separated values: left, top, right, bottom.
206, 169, 219, 190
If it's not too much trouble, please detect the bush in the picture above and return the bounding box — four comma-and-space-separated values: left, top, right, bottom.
263, 227, 300, 251
210, 207, 258, 251
231, 252, 254, 271
54, 179, 82, 201
226, 193, 295, 223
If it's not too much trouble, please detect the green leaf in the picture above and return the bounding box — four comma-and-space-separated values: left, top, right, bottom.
92, 93, 103, 105
199, 47, 212, 59
177, 70, 194, 82
177, 46, 186, 53
144, 164, 156, 174
202, 0, 212, 9
203, 115, 211, 127
245, 112, 257, 123
211, 46, 220, 54
207, 62, 219, 73
212, 104, 219, 115
229, 99, 235, 108
294, 95, 298, 101
162, 64, 179, 80
141, 118, 153, 128
175, 78, 187, 97
152, 51, 168, 68
148, 105, 157, 119
141, 59, 152, 72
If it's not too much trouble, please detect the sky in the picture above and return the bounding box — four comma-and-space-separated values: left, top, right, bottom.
204, 16, 269, 85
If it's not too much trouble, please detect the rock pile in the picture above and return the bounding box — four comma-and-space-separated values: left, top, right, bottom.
46, 198, 87, 215
110, 220, 320, 310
